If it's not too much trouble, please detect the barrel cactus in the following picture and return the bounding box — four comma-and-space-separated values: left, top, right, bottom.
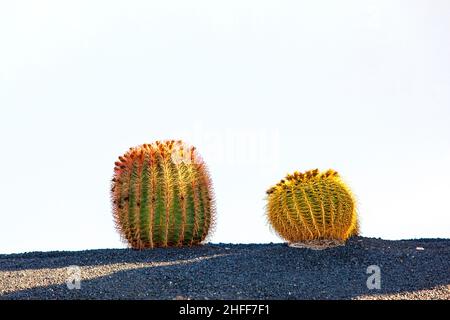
111, 140, 215, 249
266, 169, 358, 245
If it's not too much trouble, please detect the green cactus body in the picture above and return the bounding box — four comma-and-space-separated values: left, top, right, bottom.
266, 169, 358, 243
111, 140, 215, 249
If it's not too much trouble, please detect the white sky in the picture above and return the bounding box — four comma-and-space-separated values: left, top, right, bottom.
1, 1, 449, 254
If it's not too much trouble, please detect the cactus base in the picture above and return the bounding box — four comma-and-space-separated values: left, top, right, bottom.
288, 239, 345, 250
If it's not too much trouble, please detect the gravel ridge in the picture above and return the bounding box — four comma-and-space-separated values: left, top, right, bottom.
0, 237, 449, 300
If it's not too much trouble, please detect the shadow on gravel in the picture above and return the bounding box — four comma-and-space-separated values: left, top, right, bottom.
0, 245, 229, 271
1, 237, 449, 299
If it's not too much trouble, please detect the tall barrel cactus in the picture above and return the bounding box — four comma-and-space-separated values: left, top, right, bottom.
266, 169, 358, 243
111, 140, 215, 249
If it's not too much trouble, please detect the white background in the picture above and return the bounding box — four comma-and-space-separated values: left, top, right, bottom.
1, 1, 449, 253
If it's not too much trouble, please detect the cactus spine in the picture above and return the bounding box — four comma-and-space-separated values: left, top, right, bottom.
266, 169, 358, 243
111, 140, 215, 249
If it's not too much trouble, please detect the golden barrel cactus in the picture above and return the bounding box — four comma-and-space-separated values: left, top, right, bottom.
266, 169, 358, 244
111, 140, 215, 249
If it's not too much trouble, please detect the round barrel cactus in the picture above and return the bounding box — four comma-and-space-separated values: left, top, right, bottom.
266, 169, 358, 244
111, 140, 215, 249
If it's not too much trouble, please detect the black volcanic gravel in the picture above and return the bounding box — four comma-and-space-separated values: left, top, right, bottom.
0, 237, 449, 300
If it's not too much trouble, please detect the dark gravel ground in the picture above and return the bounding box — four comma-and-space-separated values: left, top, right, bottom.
0, 237, 449, 300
